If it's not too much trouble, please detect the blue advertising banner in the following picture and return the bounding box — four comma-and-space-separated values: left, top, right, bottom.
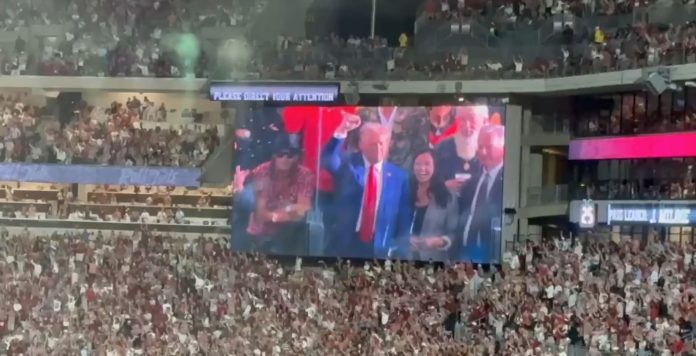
0, 164, 201, 186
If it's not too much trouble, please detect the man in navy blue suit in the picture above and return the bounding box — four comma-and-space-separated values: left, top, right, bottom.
455, 125, 505, 263
321, 113, 413, 259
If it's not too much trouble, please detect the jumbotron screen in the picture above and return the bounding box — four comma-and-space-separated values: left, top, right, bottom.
230, 105, 505, 262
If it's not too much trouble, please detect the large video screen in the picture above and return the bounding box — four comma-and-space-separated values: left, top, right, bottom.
231, 105, 506, 262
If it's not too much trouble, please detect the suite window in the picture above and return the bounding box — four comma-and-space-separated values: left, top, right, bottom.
668, 226, 694, 245
634, 93, 647, 133
611, 225, 643, 243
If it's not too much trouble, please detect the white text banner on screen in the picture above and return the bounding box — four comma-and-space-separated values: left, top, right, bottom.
209, 83, 339, 103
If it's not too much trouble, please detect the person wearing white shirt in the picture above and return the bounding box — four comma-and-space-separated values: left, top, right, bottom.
513, 56, 524, 73
28, 144, 42, 162
68, 210, 84, 220
485, 61, 503, 71
139, 210, 151, 223
441, 0, 450, 13
649, 267, 659, 285
568, 289, 578, 307
53, 147, 68, 163
546, 285, 556, 299
175, 209, 185, 224
685, 250, 692, 266
157, 209, 168, 223
626, 298, 636, 315
458, 49, 469, 67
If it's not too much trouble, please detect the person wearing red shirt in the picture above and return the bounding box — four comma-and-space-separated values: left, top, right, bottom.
649, 301, 660, 321
217, 299, 229, 319
671, 337, 685, 354
424, 0, 438, 18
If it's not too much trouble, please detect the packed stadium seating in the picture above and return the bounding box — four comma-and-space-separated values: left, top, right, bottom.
0, 92, 221, 167
579, 178, 696, 200
0, 0, 268, 77
0, 232, 691, 354
0, 181, 231, 226
0, 1, 695, 80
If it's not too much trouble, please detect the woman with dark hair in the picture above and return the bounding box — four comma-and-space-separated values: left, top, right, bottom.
409, 150, 459, 261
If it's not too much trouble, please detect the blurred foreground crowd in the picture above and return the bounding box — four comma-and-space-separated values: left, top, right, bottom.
0, 228, 695, 355
0, 93, 220, 167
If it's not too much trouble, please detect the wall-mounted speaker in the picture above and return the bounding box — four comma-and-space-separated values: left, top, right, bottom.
644, 72, 668, 96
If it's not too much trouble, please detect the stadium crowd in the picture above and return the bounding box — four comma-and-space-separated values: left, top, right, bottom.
192, 19, 696, 81
67, 184, 230, 225
0, 0, 268, 77
0, 228, 693, 355
575, 155, 696, 202
0, 0, 695, 80
415, 20, 696, 80
422, 0, 654, 22
0, 93, 220, 167
579, 178, 696, 200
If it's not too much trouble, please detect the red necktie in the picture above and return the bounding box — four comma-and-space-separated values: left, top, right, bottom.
358, 165, 378, 243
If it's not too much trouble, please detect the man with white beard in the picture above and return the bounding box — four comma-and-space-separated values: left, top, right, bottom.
434, 105, 489, 194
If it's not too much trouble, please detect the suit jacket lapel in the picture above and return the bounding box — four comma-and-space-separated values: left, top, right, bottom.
350, 154, 366, 186
377, 164, 392, 220
482, 169, 503, 201
492, 173, 503, 201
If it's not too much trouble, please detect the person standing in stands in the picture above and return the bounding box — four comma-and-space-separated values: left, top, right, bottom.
567, 316, 586, 356
321, 115, 412, 259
